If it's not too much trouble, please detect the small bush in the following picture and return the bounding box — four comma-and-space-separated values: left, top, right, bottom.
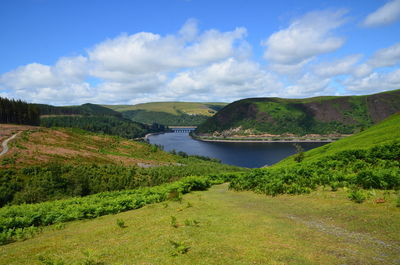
170, 216, 178, 228
38, 256, 65, 265
169, 240, 190, 256
330, 181, 340, 191
348, 189, 367, 203
184, 219, 200, 227
116, 219, 126, 228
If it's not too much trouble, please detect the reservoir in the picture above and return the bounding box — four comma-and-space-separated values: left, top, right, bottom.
147, 132, 328, 168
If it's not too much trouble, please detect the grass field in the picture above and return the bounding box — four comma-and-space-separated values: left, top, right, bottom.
1, 183, 398, 265
104, 102, 227, 116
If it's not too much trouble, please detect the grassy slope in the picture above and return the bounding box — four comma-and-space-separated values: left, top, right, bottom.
277, 113, 400, 166
0, 125, 176, 168
104, 102, 227, 116
1, 184, 399, 265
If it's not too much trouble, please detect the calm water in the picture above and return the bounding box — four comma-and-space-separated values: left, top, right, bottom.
148, 132, 327, 168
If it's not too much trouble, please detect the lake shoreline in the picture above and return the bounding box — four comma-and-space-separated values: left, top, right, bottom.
191, 133, 349, 143
193, 137, 336, 143
148, 132, 328, 168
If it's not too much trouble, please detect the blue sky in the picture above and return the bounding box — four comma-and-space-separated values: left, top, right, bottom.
1, 0, 400, 105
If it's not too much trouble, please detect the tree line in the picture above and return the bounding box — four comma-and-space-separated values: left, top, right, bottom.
0, 97, 39, 125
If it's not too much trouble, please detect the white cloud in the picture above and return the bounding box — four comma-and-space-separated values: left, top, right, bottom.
1, 15, 400, 106
0, 63, 60, 90
166, 58, 283, 101
314, 54, 362, 77
362, 0, 400, 27
367, 42, 400, 68
89, 20, 247, 80
263, 10, 347, 65
285, 73, 331, 97
352, 42, 400, 78
0, 56, 92, 104
0, 20, 252, 105
343, 69, 400, 92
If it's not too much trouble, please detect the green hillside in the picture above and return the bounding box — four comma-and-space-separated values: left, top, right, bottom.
104, 102, 227, 126
277, 112, 400, 165
196, 89, 400, 136
0, 125, 242, 207
36, 103, 166, 139
229, 113, 400, 196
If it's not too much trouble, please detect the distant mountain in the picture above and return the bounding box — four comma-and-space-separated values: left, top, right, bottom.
35, 103, 165, 139
195, 89, 400, 135
35, 103, 122, 117
104, 102, 227, 126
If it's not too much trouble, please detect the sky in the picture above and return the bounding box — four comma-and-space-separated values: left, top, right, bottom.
0, 0, 400, 105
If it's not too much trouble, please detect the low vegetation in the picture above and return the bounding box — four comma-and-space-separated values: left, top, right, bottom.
1, 184, 399, 264
0, 126, 241, 206
229, 114, 400, 199
0, 175, 219, 245
0, 159, 240, 206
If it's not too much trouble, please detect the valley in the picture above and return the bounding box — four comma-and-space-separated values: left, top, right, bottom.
0, 90, 399, 265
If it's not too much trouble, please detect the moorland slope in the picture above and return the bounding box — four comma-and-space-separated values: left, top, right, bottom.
196, 89, 400, 136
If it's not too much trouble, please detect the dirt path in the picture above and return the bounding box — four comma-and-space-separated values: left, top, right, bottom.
0, 132, 21, 156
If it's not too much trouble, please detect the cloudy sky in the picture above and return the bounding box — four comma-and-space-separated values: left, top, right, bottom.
1, 0, 400, 105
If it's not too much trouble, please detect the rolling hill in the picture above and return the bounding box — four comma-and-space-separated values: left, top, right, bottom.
35, 103, 166, 139
104, 102, 227, 126
195, 89, 400, 136
0, 125, 241, 206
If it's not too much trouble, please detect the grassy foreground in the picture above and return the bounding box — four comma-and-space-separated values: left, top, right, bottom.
1, 183, 399, 265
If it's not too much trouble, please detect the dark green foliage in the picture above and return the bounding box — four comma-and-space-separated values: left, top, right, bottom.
293, 143, 305, 163
0, 97, 39, 125
116, 219, 126, 228
122, 109, 210, 126
0, 176, 213, 245
40, 115, 165, 139
230, 142, 400, 197
170, 216, 178, 228
169, 240, 190, 256
0, 158, 241, 206
348, 188, 367, 203
35, 103, 121, 117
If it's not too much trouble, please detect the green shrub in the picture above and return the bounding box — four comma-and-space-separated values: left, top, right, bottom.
229, 142, 400, 197
348, 189, 367, 203
38, 256, 65, 265
169, 240, 190, 256
116, 219, 126, 228
170, 216, 178, 228
0, 176, 214, 245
